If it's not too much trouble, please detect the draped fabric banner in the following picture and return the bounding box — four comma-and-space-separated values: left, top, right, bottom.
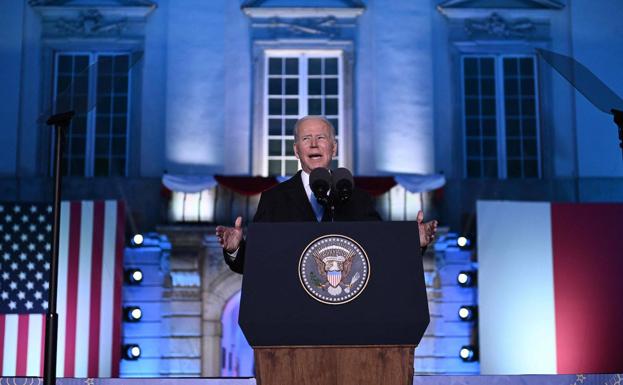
214, 176, 279, 197
162, 174, 446, 196
353, 177, 396, 197
394, 174, 446, 193
162, 175, 218, 193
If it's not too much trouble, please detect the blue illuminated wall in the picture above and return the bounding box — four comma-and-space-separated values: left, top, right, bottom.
1, 1, 623, 375
164, 1, 226, 174
1, 0, 622, 232
570, 1, 623, 178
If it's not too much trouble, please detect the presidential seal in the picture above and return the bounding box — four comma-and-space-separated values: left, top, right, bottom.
298, 234, 370, 305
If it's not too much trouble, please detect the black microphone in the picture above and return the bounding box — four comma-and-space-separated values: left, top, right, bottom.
332, 167, 354, 204
309, 167, 331, 207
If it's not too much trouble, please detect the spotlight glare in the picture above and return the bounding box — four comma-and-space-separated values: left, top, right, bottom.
458, 305, 477, 321
457, 272, 469, 284
460, 347, 472, 360
132, 269, 143, 282
457, 236, 469, 247
458, 307, 470, 319
124, 306, 143, 322
132, 234, 144, 246
459, 345, 478, 362
123, 344, 141, 360
457, 271, 476, 287
130, 307, 142, 320
125, 268, 143, 285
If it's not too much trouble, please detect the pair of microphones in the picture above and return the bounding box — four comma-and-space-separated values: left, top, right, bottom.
309, 167, 354, 209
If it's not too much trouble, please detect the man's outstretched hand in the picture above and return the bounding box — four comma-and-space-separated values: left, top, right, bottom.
216, 216, 243, 253
417, 210, 438, 248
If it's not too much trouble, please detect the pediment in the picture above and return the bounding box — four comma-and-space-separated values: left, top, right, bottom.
29, 0, 156, 19
438, 0, 564, 9
242, 0, 365, 18
242, 0, 363, 8
29, 0, 155, 6
438, 0, 563, 19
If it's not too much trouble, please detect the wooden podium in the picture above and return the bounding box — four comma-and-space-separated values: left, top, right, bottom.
239, 222, 429, 385
254, 346, 415, 385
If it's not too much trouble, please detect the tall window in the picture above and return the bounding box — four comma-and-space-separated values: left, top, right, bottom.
462, 55, 540, 178
264, 51, 343, 176
53, 53, 131, 177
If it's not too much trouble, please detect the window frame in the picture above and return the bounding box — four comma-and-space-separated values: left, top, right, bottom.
460, 54, 542, 179
51, 51, 133, 177
261, 49, 346, 177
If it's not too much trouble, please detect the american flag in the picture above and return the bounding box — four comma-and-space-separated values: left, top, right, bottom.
0, 201, 124, 377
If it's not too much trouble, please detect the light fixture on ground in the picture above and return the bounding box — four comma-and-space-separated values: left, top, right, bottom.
124, 268, 143, 285
459, 345, 478, 362
458, 305, 478, 321
124, 306, 143, 322
457, 270, 477, 287
131, 233, 144, 246
457, 236, 471, 248
123, 344, 141, 360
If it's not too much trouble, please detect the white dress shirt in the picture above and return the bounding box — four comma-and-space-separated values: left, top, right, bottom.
228, 171, 325, 259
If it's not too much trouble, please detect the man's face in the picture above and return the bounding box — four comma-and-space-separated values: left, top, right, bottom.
293, 118, 337, 174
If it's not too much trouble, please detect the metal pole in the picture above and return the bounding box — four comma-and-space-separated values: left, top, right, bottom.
44, 111, 73, 385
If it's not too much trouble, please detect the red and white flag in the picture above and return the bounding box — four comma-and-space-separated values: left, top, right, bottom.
0, 200, 124, 377
477, 201, 623, 374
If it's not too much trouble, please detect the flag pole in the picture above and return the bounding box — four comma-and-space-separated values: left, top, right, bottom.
43, 111, 74, 385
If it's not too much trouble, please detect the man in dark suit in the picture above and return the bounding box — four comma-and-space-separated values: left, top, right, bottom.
216, 116, 437, 274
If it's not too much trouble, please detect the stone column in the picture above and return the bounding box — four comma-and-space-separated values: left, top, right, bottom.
157, 225, 210, 376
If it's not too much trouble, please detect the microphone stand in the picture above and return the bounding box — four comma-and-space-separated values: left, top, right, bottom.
43, 110, 74, 385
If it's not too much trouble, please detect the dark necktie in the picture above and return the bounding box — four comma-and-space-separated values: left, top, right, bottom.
310, 195, 324, 222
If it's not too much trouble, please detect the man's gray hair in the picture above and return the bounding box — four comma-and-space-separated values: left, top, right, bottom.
293, 116, 336, 142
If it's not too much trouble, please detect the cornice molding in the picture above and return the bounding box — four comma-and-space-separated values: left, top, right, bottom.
437, 0, 564, 19
439, 8, 559, 20
242, 7, 364, 19
29, 0, 155, 6
438, 0, 564, 10
30, 0, 156, 20
241, 0, 364, 7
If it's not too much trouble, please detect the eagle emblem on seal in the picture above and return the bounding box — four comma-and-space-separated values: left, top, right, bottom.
298, 235, 370, 305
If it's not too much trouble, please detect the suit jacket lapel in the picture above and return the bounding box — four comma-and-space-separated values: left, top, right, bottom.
285, 171, 317, 221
